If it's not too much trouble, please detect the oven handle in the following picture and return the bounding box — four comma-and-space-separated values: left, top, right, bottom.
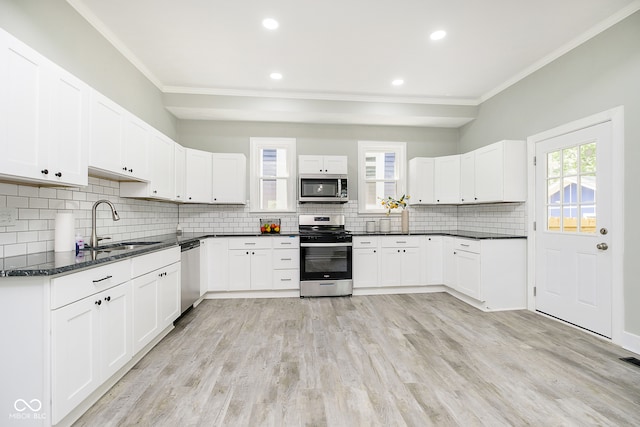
300, 242, 353, 247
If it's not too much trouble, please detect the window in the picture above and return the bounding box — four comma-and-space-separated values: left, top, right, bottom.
358, 141, 407, 213
250, 137, 296, 212
546, 141, 596, 233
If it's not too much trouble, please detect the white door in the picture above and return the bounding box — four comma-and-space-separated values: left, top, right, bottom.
535, 121, 612, 337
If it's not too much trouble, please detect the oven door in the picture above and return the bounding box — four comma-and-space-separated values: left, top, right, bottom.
300, 242, 352, 281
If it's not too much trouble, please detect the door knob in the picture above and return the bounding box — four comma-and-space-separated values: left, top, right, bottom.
600, 228, 608, 235
596, 243, 609, 250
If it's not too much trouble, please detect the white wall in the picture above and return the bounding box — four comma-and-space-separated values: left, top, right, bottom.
458, 11, 640, 335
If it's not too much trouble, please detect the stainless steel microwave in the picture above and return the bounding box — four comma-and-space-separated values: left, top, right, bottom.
298, 175, 348, 203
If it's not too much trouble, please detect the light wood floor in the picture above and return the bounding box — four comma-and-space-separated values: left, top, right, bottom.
74, 293, 640, 426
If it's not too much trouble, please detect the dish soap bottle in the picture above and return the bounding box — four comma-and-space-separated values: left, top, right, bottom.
75, 234, 84, 255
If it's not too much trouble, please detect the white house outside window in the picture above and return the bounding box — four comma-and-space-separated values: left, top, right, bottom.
357, 141, 407, 213
250, 137, 296, 212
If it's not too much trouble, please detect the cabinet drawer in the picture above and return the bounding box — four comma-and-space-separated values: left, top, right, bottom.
455, 238, 481, 253
379, 236, 421, 248
131, 247, 180, 278
228, 237, 272, 250
273, 269, 299, 289
353, 237, 378, 248
272, 235, 299, 248
273, 249, 299, 269
51, 260, 131, 309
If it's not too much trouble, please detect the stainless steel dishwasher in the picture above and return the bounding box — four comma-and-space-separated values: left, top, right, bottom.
180, 239, 201, 314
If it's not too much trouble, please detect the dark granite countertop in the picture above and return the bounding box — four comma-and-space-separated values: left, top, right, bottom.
351, 230, 527, 240
0, 232, 299, 278
0, 229, 519, 278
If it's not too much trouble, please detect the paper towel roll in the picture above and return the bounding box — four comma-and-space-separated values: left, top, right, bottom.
55, 212, 75, 252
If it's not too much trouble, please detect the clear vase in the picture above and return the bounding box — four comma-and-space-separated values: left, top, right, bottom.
401, 210, 409, 234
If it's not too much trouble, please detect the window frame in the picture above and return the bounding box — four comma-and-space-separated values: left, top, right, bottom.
357, 141, 407, 214
249, 137, 297, 213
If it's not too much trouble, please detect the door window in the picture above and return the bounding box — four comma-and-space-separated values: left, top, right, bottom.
546, 141, 596, 233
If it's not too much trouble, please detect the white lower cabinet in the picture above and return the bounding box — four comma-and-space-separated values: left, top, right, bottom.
353, 237, 379, 288
228, 237, 273, 290
444, 237, 526, 311
51, 266, 133, 425
425, 236, 443, 285
353, 236, 424, 288
132, 251, 181, 353
272, 236, 300, 290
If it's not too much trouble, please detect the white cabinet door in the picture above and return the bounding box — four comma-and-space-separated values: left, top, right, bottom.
89, 91, 124, 175
185, 148, 212, 203
174, 143, 186, 202
250, 249, 273, 290
132, 271, 159, 353
158, 262, 181, 328
425, 236, 443, 285
401, 247, 422, 286
378, 247, 404, 286
0, 30, 49, 182
206, 238, 229, 291
456, 250, 482, 300
51, 295, 100, 424
122, 115, 150, 181
298, 155, 347, 175
148, 131, 175, 200
459, 152, 475, 204
228, 250, 252, 290
434, 155, 460, 204
47, 66, 89, 186
298, 155, 324, 174
353, 248, 379, 287
443, 237, 457, 287
408, 157, 435, 204
323, 155, 348, 174
211, 153, 246, 203
475, 140, 526, 203
99, 282, 132, 380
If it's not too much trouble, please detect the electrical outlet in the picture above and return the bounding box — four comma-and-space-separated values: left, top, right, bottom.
0, 208, 18, 227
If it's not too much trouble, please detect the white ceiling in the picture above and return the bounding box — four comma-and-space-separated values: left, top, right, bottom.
67, 0, 639, 127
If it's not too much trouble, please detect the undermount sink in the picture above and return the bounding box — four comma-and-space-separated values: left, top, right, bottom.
91, 241, 162, 252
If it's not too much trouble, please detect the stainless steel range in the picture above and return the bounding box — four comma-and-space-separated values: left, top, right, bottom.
298, 214, 353, 297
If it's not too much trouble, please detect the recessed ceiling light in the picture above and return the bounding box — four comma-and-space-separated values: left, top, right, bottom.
262, 18, 279, 30
392, 79, 404, 86
270, 72, 283, 80
430, 30, 447, 41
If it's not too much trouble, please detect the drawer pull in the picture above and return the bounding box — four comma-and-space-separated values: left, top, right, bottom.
92, 275, 112, 283
280, 242, 292, 245
244, 242, 256, 245
396, 241, 406, 244
280, 278, 292, 282
361, 241, 371, 244
280, 258, 292, 261
460, 243, 470, 247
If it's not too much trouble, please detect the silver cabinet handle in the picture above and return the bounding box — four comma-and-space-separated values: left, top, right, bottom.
92, 275, 112, 283
280, 278, 292, 281
280, 258, 292, 261
396, 241, 406, 244
460, 243, 470, 247
279, 242, 292, 245
244, 242, 256, 245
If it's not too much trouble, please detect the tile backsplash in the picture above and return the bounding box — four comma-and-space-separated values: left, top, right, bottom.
0, 178, 178, 258
0, 176, 526, 258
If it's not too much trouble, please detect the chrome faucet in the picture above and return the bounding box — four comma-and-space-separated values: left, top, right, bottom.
90, 200, 120, 248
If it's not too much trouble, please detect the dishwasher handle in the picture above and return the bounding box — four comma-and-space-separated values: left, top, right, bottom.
180, 240, 201, 252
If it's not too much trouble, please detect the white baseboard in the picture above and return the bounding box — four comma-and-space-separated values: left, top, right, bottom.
622, 331, 640, 356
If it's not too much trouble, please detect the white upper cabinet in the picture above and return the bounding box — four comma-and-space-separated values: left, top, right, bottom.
434, 155, 460, 204
211, 153, 246, 204
408, 157, 435, 205
474, 140, 526, 203
299, 155, 347, 175
185, 148, 212, 203
0, 29, 88, 187
174, 144, 186, 202
120, 131, 175, 200
89, 90, 149, 182
459, 151, 475, 203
